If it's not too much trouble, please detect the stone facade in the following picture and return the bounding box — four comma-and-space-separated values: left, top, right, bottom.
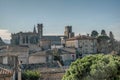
64, 26, 74, 38
39, 39, 51, 50
11, 32, 39, 45
66, 35, 97, 54
29, 51, 52, 64
11, 24, 42, 46
11, 24, 66, 49
0, 46, 29, 64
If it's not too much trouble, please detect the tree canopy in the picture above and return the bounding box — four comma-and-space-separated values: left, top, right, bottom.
101, 29, 107, 36
22, 70, 41, 80
97, 35, 110, 42
109, 31, 114, 40
62, 54, 120, 80
91, 30, 99, 37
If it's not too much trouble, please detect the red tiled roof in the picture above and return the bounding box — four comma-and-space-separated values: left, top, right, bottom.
0, 67, 13, 77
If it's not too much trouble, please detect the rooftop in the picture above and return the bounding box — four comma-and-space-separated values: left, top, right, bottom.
66, 35, 96, 41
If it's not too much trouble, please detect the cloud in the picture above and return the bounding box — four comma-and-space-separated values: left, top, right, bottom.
0, 29, 11, 40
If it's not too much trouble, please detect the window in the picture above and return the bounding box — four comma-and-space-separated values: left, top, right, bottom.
23, 37, 25, 43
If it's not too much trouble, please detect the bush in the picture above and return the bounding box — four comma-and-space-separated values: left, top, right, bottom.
22, 70, 41, 80
62, 54, 120, 80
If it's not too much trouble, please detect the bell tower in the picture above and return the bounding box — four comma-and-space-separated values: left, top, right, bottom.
64, 26, 74, 38
37, 24, 43, 39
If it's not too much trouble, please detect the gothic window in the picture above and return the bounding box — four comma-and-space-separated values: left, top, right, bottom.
30, 36, 38, 44
23, 37, 25, 43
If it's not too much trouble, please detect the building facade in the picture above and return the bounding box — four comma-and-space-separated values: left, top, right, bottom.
11, 24, 42, 46
64, 26, 74, 38
29, 51, 52, 64
66, 35, 97, 54
11, 24, 67, 50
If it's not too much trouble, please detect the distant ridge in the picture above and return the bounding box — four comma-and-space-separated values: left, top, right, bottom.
0, 37, 5, 46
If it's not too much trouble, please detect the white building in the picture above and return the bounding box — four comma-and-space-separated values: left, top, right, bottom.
66, 35, 97, 54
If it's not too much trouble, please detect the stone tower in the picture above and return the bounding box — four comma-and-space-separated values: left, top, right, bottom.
64, 26, 74, 38
37, 24, 43, 39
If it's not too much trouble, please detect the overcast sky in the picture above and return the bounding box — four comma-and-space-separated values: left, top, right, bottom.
0, 0, 120, 41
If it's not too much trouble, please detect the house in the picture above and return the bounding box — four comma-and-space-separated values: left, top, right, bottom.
66, 35, 97, 54
0, 67, 13, 80
0, 46, 29, 64
29, 51, 52, 64
61, 48, 76, 61
0, 54, 17, 67
0, 54, 22, 80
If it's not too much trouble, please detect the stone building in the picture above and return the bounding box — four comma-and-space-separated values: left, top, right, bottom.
29, 51, 52, 64
39, 38, 51, 50
66, 35, 97, 54
64, 26, 74, 38
0, 54, 17, 67
11, 24, 42, 46
0, 46, 29, 64
11, 24, 67, 50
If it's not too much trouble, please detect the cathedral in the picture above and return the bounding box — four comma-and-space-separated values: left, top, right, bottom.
11, 24, 74, 48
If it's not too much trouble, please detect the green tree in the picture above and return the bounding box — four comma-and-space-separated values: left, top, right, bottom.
109, 31, 115, 50
52, 48, 64, 65
91, 30, 99, 37
22, 70, 41, 80
109, 31, 114, 40
62, 54, 120, 80
101, 29, 107, 36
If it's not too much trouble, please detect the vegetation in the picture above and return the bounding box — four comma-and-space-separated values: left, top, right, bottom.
109, 31, 114, 40
52, 48, 64, 66
91, 30, 99, 37
97, 35, 110, 40
97, 35, 110, 44
62, 54, 120, 80
22, 70, 41, 80
101, 29, 107, 36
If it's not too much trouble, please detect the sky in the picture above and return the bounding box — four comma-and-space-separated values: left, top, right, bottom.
0, 0, 120, 41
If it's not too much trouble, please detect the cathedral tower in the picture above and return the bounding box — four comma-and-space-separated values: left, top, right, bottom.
64, 26, 74, 38
37, 24, 43, 39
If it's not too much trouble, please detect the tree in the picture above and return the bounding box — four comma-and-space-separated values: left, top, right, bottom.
52, 48, 64, 65
109, 31, 114, 40
97, 35, 110, 41
101, 29, 107, 36
62, 54, 120, 80
109, 31, 115, 50
22, 70, 41, 80
91, 30, 99, 37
